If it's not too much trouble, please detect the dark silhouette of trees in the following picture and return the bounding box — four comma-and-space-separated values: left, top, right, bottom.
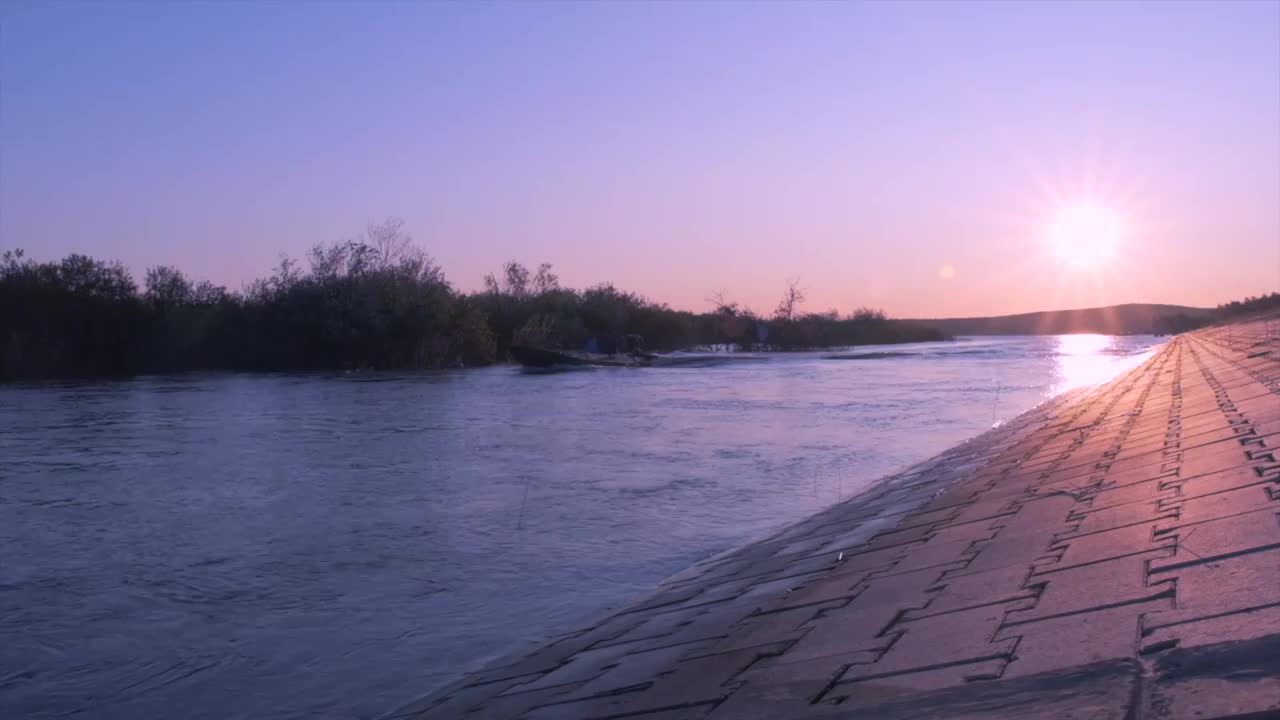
1217, 292, 1280, 318
2, 222, 954, 380
1152, 293, 1280, 334
773, 278, 806, 322
1, 249, 144, 377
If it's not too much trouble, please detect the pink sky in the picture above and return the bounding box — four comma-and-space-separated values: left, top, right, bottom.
2, 2, 1277, 317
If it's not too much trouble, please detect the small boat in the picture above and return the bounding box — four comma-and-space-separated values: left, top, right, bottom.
510, 345, 654, 369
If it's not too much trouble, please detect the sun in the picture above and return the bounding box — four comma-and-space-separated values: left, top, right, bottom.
1046, 203, 1124, 270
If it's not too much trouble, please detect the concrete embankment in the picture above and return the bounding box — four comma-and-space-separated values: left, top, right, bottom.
392, 318, 1280, 720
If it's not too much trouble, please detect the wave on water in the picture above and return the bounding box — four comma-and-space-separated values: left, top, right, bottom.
822, 351, 917, 360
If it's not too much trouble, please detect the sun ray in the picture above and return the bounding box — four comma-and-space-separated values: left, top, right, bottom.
1045, 203, 1125, 270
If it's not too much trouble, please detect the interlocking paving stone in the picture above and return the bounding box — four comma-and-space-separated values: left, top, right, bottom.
530, 644, 796, 719
1159, 483, 1279, 530
693, 603, 825, 655
813, 660, 1141, 720
996, 600, 1171, 678
504, 638, 711, 696
834, 602, 1024, 685
1049, 522, 1174, 570
779, 570, 945, 664
1087, 476, 1176, 509
1067, 497, 1177, 537
749, 572, 868, 615
542, 643, 729, 706
951, 495, 1078, 576
387, 323, 1280, 720
1150, 508, 1280, 571
883, 532, 991, 575
906, 564, 1034, 618
1011, 554, 1174, 625
1167, 462, 1275, 498
1178, 439, 1262, 480
830, 658, 1010, 700
706, 654, 851, 718
1145, 549, 1280, 637
1142, 603, 1280, 651
1146, 633, 1280, 720
823, 543, 911, 575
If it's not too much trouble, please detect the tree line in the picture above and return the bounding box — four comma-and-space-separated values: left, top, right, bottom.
1158, 292, 1280, 334
1, 219, 943, 379
1216, 292, 1280, 318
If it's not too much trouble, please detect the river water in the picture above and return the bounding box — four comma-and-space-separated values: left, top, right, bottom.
0, 334, 1160, 719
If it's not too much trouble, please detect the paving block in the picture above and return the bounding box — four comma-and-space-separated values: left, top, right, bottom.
796, 659, 1140, 720
834, 602, 1023, 687
1142, 604, 1280, 653
906, 564, 1035, 619
1065, 497, 1176, 537
780, 591, 921, 665
524, 644, 787, 719
1158, 483, 1278, 535
1048, 522, 1173, 570
1088, 477, 1173, 510
705, 653, 850, 719
1150, 509, 1280, 572
1145, 548, 1280, 641
1176, 439, 1254, 482
996, 600, 1169, 678
1147, 633, 1280, 720
504, 637, 709, 696
883, 533, 989, 575
694, 602, 826, 655
826, 659, 1009, 709
750, 571, 867, 615
1011, 555, 1173, 624
956, 496, 1077, 575
1168, 462, 1274, 496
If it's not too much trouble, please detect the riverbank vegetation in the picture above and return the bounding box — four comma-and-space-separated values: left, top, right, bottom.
2, 220, 943, 378
1216, 292, 1280, 318
1157, 293, 1280, 334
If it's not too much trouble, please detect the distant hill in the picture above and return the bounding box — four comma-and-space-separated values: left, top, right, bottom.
903, 303, 1214, 336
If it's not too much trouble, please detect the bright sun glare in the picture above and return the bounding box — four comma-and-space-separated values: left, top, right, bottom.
1046, 203, 1124, 270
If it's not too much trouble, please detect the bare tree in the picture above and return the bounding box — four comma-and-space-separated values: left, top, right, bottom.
503, 261, 530, 298
304, 218, 443, 285
365, 217, 412, 271
483, 272, 501, 295
774, 278, 806, 321
707, 290, 740, 316
1, 248, 26, 275
270, 255, 302, 295
533, 263, 559, 295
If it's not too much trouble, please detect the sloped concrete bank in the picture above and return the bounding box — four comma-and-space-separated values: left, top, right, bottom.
392, 318, 1280, 720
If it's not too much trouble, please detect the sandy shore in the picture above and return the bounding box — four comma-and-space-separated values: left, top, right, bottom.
390, 318, 1280, 720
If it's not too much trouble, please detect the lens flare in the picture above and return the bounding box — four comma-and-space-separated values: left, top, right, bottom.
1046, 203, 1124, 270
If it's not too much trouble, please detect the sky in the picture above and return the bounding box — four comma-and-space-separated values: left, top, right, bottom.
1, 1, 1277, 318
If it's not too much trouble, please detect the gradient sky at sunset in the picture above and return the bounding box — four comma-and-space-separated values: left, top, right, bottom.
2, 1, 1277, 317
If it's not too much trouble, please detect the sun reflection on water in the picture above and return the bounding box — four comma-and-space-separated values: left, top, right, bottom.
1053, 334, 1124, 394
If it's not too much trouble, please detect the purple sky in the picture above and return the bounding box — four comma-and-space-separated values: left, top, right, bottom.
2, 1, 1277, 317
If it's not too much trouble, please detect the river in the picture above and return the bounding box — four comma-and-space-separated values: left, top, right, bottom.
0, 334, 1160, 719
